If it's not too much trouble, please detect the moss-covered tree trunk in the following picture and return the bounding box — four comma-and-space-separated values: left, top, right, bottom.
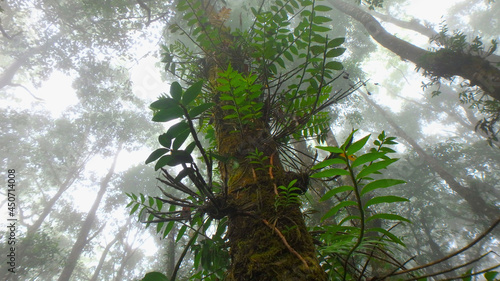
214, 117, 326, 280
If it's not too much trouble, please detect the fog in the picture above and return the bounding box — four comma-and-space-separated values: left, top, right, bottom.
1, 0, 499, 280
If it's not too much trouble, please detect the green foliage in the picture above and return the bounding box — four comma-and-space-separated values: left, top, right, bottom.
217, 65, 264, 132
191, 218, 230, 280
274, 179, 303, 209
246, 148, 272, 171
139, 272, 169, 281
311, 130, 409, 279
146, 81, 213, 171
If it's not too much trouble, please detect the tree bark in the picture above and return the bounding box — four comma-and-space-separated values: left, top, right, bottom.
330, 0, 500, 101
57, 143, 122, 281
216, 117, 326, 280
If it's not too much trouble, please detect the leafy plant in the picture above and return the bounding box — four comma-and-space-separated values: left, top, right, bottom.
274, 179, 303, 209
311, 130, 409, 280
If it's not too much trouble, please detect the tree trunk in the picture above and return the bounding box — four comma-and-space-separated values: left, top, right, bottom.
89, 230, 121, 281
166, 227, 176, 278
57, 143, 122, 281
330, 0, 500, 101
189, 2, 327, 278
215, 117, 326, 280
27, 157, 89, 236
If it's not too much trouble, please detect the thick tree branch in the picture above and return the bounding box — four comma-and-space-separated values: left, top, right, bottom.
330, 0, 500, 101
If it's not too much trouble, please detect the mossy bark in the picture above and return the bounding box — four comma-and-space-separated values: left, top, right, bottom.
214, 118, 326, 280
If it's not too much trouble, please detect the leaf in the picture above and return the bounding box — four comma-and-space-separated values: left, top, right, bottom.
170, 82, 183, 101
152, 107, 184, 122
366, 213, 411, 223
328, 37, 345, 48
360, 179, 406, 196
182, 80, 204, 106
351, 152, 385, 167
188, 102, 214, 118
176, 225, 187, 242
310, 45, 325, 55
172, 129, 191, 150
485, 271, 498, 281
320, 185, 354, 202
342, 129, 357, 150
356, 159, 398, 180
347, 134, 370, 155
145, 148, 169, 164
315, 5, 332, 11
166, 121, 190, 138
462, 269, 473, 281
312, 15, 331, 24
156, 221, 164, 234
326, 48, 346, 58
156, 198, 163, 211
154, 155, 173, 170
325, 61, 343, 70
312, 158, 346, 169
311, 168, 350, 178
321, 200, 357, 222
316, 146, 343, 153
150, 98, 178, 110
158, 133, 172, 148
366, 227, 405, 246
163, 220, 175, 239
140, 271, 169, 281
130, 203, 140, 215
364, 195, 409, 209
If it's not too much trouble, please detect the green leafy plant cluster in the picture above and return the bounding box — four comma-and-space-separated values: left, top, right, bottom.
246, 148, 271, 171
311, 130, 409, 280
274, 179, 302, 209
190, 218, 230, 280
216, 65, 263, 132
145, 80, 213, 171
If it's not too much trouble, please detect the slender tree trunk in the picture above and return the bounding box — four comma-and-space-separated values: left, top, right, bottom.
362, 91, 500, 219
330, 0, 500, 101
57, 143, 122, 281
114, 245, 137, 281
166, 227, 176, 278
89, 227, 123, 281
26, 159, 88, 236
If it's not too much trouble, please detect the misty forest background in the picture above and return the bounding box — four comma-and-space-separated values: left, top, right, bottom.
1, 0, 499, 280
